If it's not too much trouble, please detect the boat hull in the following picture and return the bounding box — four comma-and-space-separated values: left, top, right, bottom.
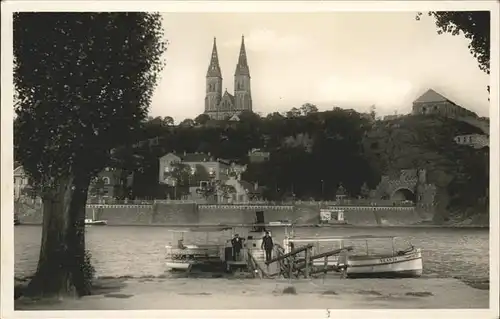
165, 261, 193, 270
346, 252, 423, 278
85, 220, 108, 226
312, 249, 423, 278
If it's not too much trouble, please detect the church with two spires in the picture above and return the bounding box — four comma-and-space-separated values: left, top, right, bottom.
204, 36, 253, 120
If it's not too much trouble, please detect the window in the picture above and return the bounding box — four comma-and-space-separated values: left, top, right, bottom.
103, 177, 111, 185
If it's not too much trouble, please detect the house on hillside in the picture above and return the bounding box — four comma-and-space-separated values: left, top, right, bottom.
14, 166, 30, 199
229, 114, 241, 122
89, 167, 130, 200
248, 148, 270, 163
454, 134, 489, 149
158, 151, 246, 186
412, 89, 477, 118
383, 114, 404, 121
220, 176, 263, 203
14, 165, 129, 201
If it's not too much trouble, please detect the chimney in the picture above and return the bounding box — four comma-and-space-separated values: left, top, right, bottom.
184, 150, 187, 156
254, 182, 258, 190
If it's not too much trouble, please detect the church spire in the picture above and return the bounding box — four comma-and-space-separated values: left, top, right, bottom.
235, 35, 250, 76
207, 37, 222, 77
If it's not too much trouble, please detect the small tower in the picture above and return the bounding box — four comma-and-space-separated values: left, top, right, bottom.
205, 37, 223, 114
234, 35, 252, 112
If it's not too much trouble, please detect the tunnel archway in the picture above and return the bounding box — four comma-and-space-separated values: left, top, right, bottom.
391, 187, 416, 202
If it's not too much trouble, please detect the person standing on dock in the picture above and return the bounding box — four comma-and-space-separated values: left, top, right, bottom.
261, 231, 274, 262
231, 234, 243, 261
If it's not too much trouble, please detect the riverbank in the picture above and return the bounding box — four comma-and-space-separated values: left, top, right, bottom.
14, 275, 489, 310
15, 222, 490, 228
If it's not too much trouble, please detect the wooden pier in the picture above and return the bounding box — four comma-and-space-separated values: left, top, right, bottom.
223, 243, 352, 279
259, 244, 353, 279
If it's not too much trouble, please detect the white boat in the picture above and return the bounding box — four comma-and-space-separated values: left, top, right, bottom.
283, 234, 423, 278
164, 226, 234, 271
85, 208, 107, 226
164, 225, 275, 272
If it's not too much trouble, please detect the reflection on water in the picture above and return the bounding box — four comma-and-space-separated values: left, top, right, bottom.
15, 225, 489, 281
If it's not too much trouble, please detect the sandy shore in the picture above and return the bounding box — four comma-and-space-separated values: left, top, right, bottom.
14, 276, 489, 310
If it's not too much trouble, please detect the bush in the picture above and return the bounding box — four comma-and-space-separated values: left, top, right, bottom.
80, 249, 96, 294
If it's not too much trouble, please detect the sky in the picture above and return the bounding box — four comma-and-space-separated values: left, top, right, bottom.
151, 12, 490, 122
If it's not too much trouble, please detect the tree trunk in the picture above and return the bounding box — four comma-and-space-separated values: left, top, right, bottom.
25, 173, 91, 298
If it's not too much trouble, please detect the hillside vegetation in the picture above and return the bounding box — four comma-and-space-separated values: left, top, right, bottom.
363, 114, 488, 223
14, 107, 489, 224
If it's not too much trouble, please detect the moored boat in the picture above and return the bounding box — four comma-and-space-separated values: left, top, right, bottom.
283, 234, 423, 278
164, 226, 234, 271
85, 208, 107, 226
85, 218, 108, 226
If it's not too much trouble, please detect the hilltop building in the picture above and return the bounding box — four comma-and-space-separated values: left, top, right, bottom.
204, 36, 253, 120
412, 89, 477, 118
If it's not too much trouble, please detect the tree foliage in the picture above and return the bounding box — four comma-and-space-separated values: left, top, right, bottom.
417, 11, 490, 74
125, 105, 376, 201
13, 12, 167, 297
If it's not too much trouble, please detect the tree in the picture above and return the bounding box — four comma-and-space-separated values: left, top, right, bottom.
369, 105, 376, 121
300, 103, 319, 116
163, 116, 174, 127
179, 118, 195, 127
360, 182, 370, 199
194, 113, 211, 126
286, 107, 301, 118
13, 12, 167, 297
417, 11, 490, 74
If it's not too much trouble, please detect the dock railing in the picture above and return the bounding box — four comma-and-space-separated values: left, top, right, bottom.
261, 243, 352, 279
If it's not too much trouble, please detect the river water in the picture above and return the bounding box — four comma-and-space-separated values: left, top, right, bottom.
14, 225, 489, 282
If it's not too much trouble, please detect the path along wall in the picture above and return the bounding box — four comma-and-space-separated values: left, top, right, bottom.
336, 206, 422, 226
16, 202, 424, 226
86, 203, 197, 225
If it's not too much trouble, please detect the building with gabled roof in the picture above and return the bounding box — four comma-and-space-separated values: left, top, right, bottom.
412, 89, 477, 118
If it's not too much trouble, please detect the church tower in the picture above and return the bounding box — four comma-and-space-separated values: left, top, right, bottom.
234, 35, 252, 112
205, 37, 223, 114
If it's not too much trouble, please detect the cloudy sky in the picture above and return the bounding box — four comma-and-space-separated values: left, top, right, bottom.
151, 12, 490, 122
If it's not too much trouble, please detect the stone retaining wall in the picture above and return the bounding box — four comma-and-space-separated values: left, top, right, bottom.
16, 202, 423, 226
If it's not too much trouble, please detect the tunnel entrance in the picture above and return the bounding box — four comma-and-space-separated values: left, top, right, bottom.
391, 188, 416, 202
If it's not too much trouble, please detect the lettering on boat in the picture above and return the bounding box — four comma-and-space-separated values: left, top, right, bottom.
380, 253, 418, 264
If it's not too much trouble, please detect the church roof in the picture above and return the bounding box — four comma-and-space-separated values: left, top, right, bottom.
207, 37, 222, 78
413, 89, 457, 105
221, 90, 235, 105
234, 35, 250, 77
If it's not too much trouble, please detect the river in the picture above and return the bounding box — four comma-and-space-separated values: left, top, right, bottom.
14, 225, 489, 282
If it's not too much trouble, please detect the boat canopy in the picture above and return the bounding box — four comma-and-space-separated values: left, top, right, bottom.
169, 226, 233, 233
289, 235, 401, 242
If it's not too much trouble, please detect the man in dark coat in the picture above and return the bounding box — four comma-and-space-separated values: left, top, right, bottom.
231, 234, 243, 261
261, 231, 274, 262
